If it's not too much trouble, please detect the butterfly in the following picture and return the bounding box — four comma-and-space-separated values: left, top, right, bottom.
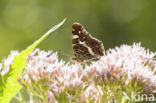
71, 22, 104, 63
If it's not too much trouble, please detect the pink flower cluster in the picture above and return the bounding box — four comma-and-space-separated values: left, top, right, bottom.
1, 43, 156, 102
24, 43, 156, 102
86, 43, 156, 93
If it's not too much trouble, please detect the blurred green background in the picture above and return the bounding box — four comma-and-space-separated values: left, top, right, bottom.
0, 0, 156, 61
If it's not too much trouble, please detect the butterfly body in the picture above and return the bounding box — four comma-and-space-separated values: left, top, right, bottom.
71, 22, 104, 63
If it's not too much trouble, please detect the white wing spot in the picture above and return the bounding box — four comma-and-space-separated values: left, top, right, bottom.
72, 35, 79, 39
72, 29, 75, 31
80, 42, 95, 56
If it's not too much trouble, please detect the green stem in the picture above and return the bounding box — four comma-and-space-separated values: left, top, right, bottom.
14, 96, 21, 103
41, 91, 47, 103
26, 85, 44, 101
19, 90, 25, 103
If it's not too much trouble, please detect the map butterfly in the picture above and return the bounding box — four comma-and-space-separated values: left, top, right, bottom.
71, 22, 104, 63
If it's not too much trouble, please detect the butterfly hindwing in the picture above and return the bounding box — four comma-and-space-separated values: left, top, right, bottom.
71, 22, 104, 63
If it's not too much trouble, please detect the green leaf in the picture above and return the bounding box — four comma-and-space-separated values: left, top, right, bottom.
0, 18, 66, 103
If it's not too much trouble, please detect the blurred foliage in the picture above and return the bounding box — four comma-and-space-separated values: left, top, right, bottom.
0, 0, 156, 61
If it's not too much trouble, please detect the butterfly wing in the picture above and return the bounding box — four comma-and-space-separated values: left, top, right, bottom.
71, 22, 104, 63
